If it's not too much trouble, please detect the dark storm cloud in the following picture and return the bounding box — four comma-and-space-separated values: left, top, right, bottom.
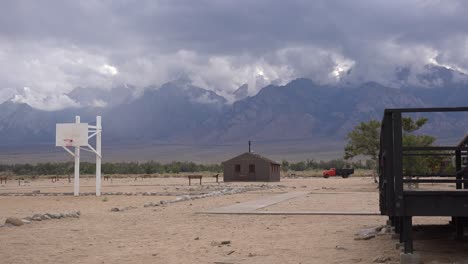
1, 0, 468, 108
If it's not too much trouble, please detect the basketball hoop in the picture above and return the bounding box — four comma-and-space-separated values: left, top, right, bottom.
63, 139, 74, 147
56, 116, 102, 197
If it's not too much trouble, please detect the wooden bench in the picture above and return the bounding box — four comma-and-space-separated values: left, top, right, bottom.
188, 175, 203, 186
104, 175, 111, 182
50, 176, 59, 183
0, 176, 7, 184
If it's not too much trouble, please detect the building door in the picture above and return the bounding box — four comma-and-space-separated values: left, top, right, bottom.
234, 164, 241, 178
249, 164, 256, 180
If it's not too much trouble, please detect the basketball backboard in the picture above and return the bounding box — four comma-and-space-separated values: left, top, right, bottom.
56, 123, 89, 147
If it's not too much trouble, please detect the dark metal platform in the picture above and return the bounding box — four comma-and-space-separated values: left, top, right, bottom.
379, 107, 468, 254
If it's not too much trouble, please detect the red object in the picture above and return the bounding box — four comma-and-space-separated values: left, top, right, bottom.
322, 168, 338, 178
322, 168, 354, 178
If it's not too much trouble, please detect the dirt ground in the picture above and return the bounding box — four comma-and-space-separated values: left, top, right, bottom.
1, 176, 467, 264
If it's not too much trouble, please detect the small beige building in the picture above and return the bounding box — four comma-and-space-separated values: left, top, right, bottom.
223, 152, 281, 182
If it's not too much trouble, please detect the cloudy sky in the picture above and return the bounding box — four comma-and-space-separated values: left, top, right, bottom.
1, 0, 468, 109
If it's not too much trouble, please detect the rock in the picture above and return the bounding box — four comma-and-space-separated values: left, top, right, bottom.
176, 195, 191, 201
354, 233, 375, 240
41, 214, 51, 220
5, 217, 24, 226
194, 237, 200, 240
69, 211, 80, 218
32, 190, 40, 194
335, 245, 347, 250
221, 240, 231, 245
400, 253, 421, 264
47, 213, 59, 219
31, 214, 45, 221
379, 227, 389, 234
21, 219, 31, 224
373, 256, 393, 263
354, 226, 383, 240
111, 208, 120, 212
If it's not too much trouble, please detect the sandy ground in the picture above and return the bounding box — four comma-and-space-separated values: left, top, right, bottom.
1, 176, 468, 264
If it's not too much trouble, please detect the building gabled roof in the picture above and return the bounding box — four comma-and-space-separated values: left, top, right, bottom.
457, 134, 468, 148
223, 152, 280, 165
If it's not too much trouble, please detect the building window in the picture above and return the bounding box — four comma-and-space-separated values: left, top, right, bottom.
249, 164, 255, 173
235, 164, 241, 172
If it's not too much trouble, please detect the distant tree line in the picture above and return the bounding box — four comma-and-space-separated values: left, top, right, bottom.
0, 161, 222, 176
0, 158, 373, 176
281, 159, 373, 172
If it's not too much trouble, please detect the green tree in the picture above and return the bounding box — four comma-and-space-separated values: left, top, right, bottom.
344, 117, 432, 183
281, 160, 289, 172
344, 120, 380, 182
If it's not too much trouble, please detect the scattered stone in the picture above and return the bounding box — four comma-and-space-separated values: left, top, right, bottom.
194, 237, 200, 240
42, 214, 51, 220
373, 256, 393, 263
227, 250, 235, 255
248, 253, 256, 257
31, 190, 40, 194
335, 245, 347, 250
354, 233, 375, 240
211, 240, 231, 247
379, 227, 390, 235
49, 213, 62, 219
5, 217, 24, 226
175, 195, 191, 201
355, 226, 388, 240
111, 206, 136, 212
400, 252, 420, 264
21, 219, 31, 224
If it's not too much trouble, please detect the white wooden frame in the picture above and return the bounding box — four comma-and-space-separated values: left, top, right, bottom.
56, 116, 102, 196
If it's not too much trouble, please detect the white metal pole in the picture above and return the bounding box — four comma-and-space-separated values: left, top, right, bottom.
74, 116, 80, 196
96, 116, 102, 196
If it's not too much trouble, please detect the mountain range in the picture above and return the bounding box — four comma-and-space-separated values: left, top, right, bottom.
1, 64, 468, 163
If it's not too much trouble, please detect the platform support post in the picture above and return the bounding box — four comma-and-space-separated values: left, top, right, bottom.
74, 116, 80, 196
402, 216, 413, 254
